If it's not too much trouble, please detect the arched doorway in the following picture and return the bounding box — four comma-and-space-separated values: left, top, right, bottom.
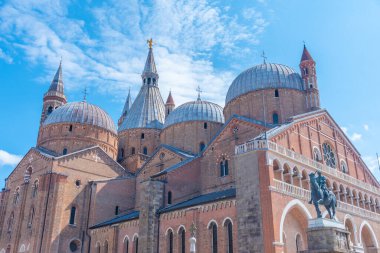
344, 217, 356, 249
281, 201, 310, 252
360, 222, 379, 253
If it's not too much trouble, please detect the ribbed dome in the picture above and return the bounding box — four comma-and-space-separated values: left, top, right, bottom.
43, 101, 117, 134
226, 63, 304, 104
164, 100, 224, 128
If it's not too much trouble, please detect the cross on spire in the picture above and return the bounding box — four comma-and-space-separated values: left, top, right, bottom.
196, 85, 203, 101
261, 51, 267, 64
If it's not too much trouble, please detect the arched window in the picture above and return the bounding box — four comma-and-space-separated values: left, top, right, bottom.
199, 142, 206, 152
143, 147, 148, 155
204, 122, 208, 129
69, 206, 76, 225
141, 133, 145, 139
69, 125, 73, 132
322, 143, 336, 168
47, 106, 53, 115
124, 238, 129, 253
167, 109, 170, 115
220, 158, 229, 177
63, 148, 68, 155
6, 245, 11, 253
115, 206, 119, 215
167, 191, 172, 205
96, 243, 101, 253
225, 220, 233, 253
131, 147, 136, 155
274, 89, 279, 97
272, 112, 279, 124
104, 241, 108, 253
148, 78, 151, 84
32, 180, 39, 198
179, 227, 186, 253
27, 207, 35, 228
340, 160, 348, 173
7, 212, 14, 233
313, 147, 322, 162
133, 237, 138, 253
13, 188, 20, 205
167, 230, 174, 253
24, 167, 32, 183
210, 222, 218, 253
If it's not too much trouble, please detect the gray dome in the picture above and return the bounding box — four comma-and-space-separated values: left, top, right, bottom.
226, 63, 304, 104
43, 101, 117, 134
164, 100, 224, 128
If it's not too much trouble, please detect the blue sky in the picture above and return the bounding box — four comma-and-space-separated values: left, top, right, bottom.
1, 0, 380, 187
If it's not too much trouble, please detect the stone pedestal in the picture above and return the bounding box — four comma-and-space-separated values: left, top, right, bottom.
303, 218, 353, 253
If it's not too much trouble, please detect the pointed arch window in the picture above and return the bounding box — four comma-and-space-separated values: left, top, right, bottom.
63, 148, 68, 155
115, 206, 119, 215
313, 147, 322, 162
274, 89, 279, 97
220, 158, 229, 177
210, 222, 218, 253
225, 220, 233, 253
204, 122, 208, 129
179, 227, 186, 253
141, 133, 145, 139
340, 160, 348, 174
69, 125, 73, 132
104, 241, 109, 253
272, 113, 279, 124
167, 230, 174, 253
69, 206, 76, 225
124, 238, 129, 253
143, 147, 148, 155
96, 243, 101, 253
133, 237, 138, 253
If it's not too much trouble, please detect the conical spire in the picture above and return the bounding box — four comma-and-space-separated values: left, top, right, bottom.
48, 60, 64, 94
141, 39, 159, 84
166, 91, 175, 105
301, 45, 314, 62
143, 47, 158, 75
122, 88, 132, 116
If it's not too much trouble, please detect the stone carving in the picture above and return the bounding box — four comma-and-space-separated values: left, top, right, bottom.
309, 171, 337, 219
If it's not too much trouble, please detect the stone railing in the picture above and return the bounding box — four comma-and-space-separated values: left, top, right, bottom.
236, 140, 380, 196
271, 179, 380, 221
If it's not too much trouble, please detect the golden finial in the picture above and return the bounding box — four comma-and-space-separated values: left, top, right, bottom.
147, 38, 154, 49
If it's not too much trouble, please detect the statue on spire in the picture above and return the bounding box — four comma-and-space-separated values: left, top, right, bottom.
147, 38, 154, 49
196, 85, 202, 101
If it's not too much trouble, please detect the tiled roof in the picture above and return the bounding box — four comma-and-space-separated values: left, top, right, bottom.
226, 63, 304, 104
89, 210, 139, 229
159, 188, 236, 213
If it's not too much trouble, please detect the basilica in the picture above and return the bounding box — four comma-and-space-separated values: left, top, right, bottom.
0, 42, 379, 253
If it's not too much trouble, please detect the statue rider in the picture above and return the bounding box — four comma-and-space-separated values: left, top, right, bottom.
309, 171, 328, 204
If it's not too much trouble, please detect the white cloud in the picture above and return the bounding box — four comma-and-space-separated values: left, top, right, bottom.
351, 133, 362, 141
341, 126, 348, 135
0, 0, 269, 106
0, 150, 22, 167
364, 124, 369, 131
0, 48, 13, 63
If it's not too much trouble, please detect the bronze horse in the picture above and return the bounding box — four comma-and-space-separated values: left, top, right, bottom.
309, 172, 337, 219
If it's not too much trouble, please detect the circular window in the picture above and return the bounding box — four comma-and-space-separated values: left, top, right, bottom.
322, 143, 336, 168
69, 240, 79, 252
75, 180, 81, 187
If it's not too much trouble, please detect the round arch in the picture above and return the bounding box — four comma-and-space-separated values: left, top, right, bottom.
359, 221, 379, 248
344, 214, 358, 245
279, 199, 312, 244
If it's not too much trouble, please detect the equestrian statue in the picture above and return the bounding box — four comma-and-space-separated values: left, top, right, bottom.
308, 171, 337, 219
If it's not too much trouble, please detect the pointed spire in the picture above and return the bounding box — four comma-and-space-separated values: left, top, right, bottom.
196, 86, 202, 101
165, 90, 175, 105
122, 88, 132, 116
301, 44, 314, 62
48, 60, 64, 94
142, 38, 158, 76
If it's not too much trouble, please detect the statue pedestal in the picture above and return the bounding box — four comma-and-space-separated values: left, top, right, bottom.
303, 218, 353, 253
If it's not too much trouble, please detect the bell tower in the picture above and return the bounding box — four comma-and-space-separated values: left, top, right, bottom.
40, 61, 67, 124
300, 45, 320, 110
165, 91, 175, 118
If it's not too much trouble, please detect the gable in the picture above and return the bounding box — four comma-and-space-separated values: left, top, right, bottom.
53, 146, 128, 179
268, 110, 379, 187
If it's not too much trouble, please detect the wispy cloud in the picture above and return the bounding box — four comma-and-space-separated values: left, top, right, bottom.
364, 124, 369, 131
340, 126, 362, 142
363, 155, 380, 173
0, 0, 269, 106
0, 48, 13, 63
0, 150, 22, 167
